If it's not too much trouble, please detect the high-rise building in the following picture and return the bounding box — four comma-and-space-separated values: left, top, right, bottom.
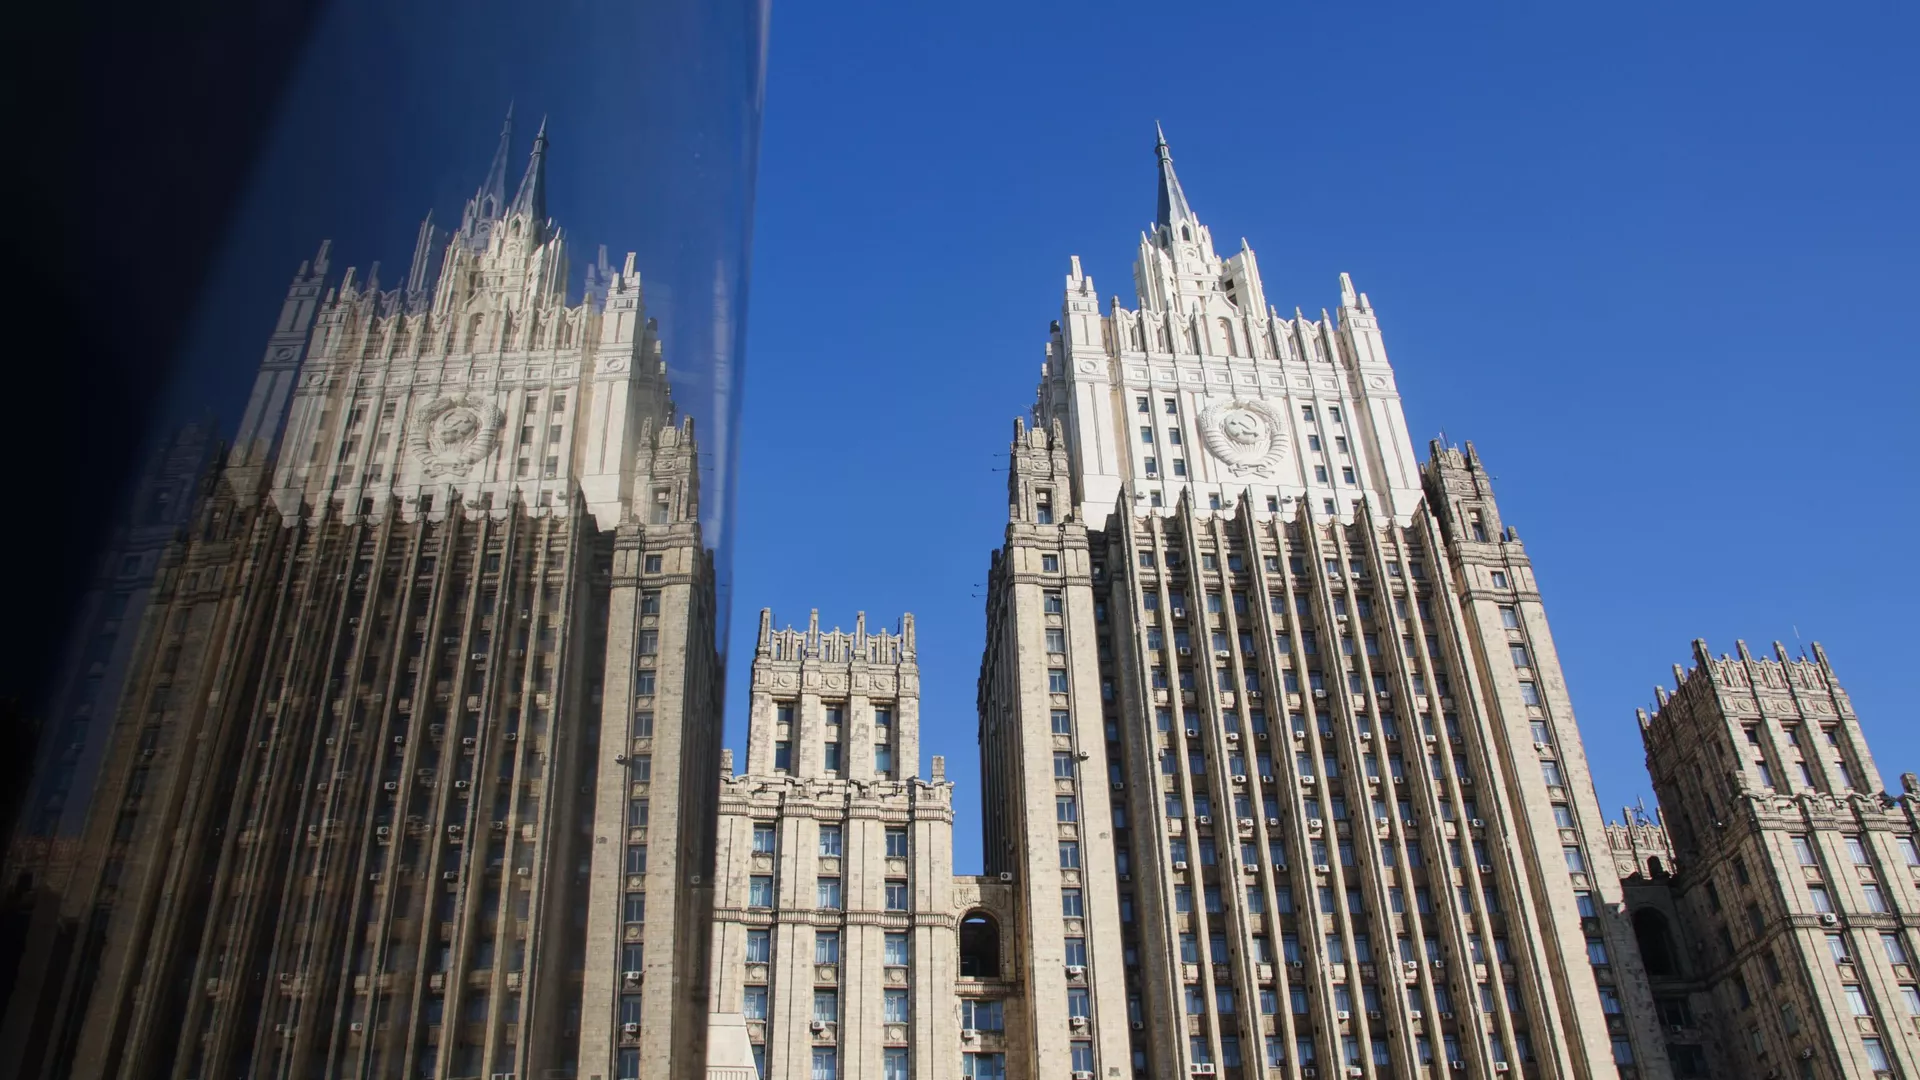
1624, 641, 1920, 1079
0, 116, 725, 1080
976, 130, 1674, 1080
707, 608, 990, 1080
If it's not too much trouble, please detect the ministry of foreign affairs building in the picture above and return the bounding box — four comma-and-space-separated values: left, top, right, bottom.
2, 120, 1916, 1080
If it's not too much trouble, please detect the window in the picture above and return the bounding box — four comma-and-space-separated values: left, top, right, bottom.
873, 706, 893, 728
1035, 494, 1053, 524
634, 671, 657, 697
1059, 841, 1081, 869
1900, 835, 1920, 867
962, 998, 1005, 1031
1792, 835, 1816, 865
1542, 760, 1564, 787
746, 928, 770, 963
1048, 669, 1069, 693
1809, 886, 1833, 913
626, 846, 648, 874
1041, 554, 1060, 572
819, 825, 843, 857
1045, 628, 1066, 653
774, 741, 791, 771
816, 877, 842, 910
1490, 571, 1508, 588
886, 932, 910, 965
1864, 883, 1888, 913
823, 742, 841, 772
1509, 644, 1530, 667
1056, 797, 1078, 822
883, 1048, 908, 1080
1050, 709, 1072, 735
961, 1053, 1006, 1080
1499, 605, 1519, 628
624, 892, 646, 922
749, 875, 773, 907
886, 827, 909, 858
815, 931, 840, 963
1519, 681, 1542, 706
1043, 590, 1063, 614
1845, 984, 1871, 1016
643, 554, 663, 573
1140, 427, 1154, 443
1564, 847, 1587, 873
811, 1047, 837, 1080
884, 987, 909, 1023
743, 985, 768, 1019
1883, 933, 1910, 965
1845, 835, 1870, 865
1064, 937, 1087, 966
886, 880, 909, 911
1137, 396, 1150, 413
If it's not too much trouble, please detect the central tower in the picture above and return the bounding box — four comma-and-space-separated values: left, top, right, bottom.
979, 132, 1672, 1080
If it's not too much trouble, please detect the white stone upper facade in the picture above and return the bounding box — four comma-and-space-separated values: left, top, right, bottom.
234, 114, 670, 530
1035, 130, 1423, 527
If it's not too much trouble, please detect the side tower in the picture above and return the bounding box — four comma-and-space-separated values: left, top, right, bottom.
1639, 641, 1920, 1079
709, 610, 968, 1080
981, 132, 1673, 1080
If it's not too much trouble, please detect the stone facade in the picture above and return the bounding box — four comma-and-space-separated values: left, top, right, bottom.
706, 610, 1015, 1080
1622, 642, 1920, 1079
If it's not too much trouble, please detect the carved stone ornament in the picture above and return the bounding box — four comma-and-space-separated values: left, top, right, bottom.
1198, 399, 1291, 477
408, 394, 505, 478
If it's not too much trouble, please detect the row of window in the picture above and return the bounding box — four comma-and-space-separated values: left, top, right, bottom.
743, 875, 913, 912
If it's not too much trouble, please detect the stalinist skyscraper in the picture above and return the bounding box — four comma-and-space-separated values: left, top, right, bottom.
976, 129, 1674, 1080
0, 116, 724, 1080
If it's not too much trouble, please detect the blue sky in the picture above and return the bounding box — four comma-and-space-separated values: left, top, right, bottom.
730, 3, 1920, 871
166, 3, 1917, 877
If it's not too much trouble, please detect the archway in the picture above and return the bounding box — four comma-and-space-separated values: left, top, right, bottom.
959, 910, 1000, 979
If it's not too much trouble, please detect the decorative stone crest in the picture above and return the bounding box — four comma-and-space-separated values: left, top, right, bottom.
1198, 399, 1290, 477
408, 394, 505, 478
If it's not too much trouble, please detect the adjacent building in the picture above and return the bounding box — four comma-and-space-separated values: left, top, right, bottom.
1615, 642, 1920, 1079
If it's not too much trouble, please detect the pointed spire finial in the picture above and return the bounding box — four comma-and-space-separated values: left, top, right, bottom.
476, 105, 515, 217
1154, 122, 1195, 229
510, 116, 549, 222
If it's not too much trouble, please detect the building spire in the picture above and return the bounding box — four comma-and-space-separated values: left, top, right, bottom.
477, 103, 515, 218
1154, 122, 1195, 229
510, 116, 549, 223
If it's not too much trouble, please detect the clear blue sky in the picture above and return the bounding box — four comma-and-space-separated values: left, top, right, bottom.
166, 3, 1918, 877
729, 2, 1920, 872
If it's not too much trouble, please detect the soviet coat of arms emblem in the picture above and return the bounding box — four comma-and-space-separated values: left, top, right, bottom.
1197, 399, 1290, 477
408, 394, 505, 478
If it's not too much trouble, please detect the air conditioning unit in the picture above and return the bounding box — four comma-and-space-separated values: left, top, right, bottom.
1065, 965, 1087, 979
1358, 731, 1372, 741
1289, 960, 1304, 970
1196, 815, 1211, 826
622, 1022, 640, 1036
998, 871, 1014, 882
1131, 1020, 1145, 1031
515, 867, 532, 877
1375, 817, 1391, 827
1820, 912, 1839, 926
1074, 1072, 1094, 1080
1243, 864, 1260, 876
1440, 1011, 1455, 1021
462, 737, 477, 748
1348, 1069, 1364, 1079
1386, 732, 1400, 742
442, 871, 459, 882
447, 825, 463, 835
1261, 775, 1275, 785
1308, 818, 1325, 831
623, 970, 643, 986
1225, 732, 1240, 743
1336, 1009, 1351, 1021
1367, 1009, 1383, 1020
349, 1021, 364, 1032
1478, 864, 1493, 875
454, 780, 470, 790
1409, 1009, 1423, 1020
1233, 775, 1248, 785
808, 1020, 827, 1034
1266, 817, 1281, 827
1392, 776, 1405, 785
504, 731, 519, 742
491, 821, 506, 831
1470, 818, 1484, 829
1424, 734, 1438, 744
1185, 728, 1200, 738
1174, 860, 1190, 872
429, 724, 445, 737
1238, 818, 1256, 830
1113, 781, 1125, 790
1533, 742, 1549, 752
1799, 1048, 1814, 1060
1494, 1064, 1511, 1074
1190, 1067, 1216, 1077
1171, 608, 1186, 619
376, 826, 392, 838
393, 735, 406, 745
961, 1029, 978, 1041
1177, 647, 1192, 658
1315, 864, 1331, 874
1070, 1016, 1090, 1029
1301, 775, 1316, 786
369, 872, 383, 882
1215, 649, 1231, 659
1450, 1062, 1466, 1072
